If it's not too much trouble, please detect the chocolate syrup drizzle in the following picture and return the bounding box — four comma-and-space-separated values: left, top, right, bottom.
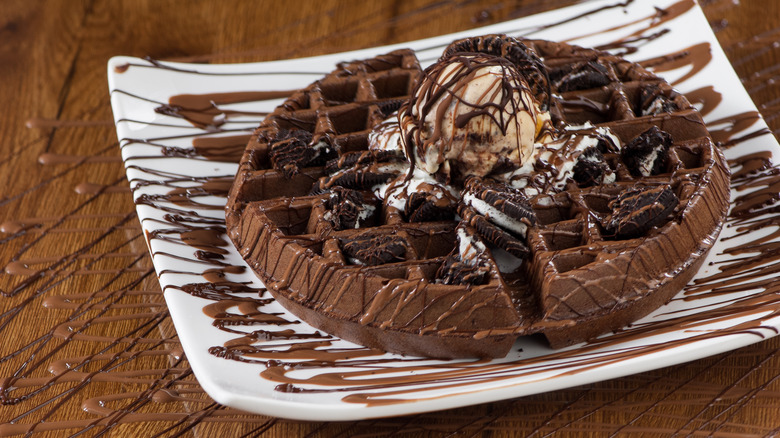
4, 0, 780, 435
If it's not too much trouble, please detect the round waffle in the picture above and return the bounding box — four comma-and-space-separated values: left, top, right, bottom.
225, 37, 730, 358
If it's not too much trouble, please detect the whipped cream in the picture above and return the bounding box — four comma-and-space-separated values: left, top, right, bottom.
497, 126, 622, 197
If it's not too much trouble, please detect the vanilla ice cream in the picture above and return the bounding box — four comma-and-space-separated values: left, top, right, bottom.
400, 53, 552, 183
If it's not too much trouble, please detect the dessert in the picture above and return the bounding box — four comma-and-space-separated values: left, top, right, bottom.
225, 35, 730, 358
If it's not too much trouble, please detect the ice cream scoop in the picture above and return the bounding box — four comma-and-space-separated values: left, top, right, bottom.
400, 53, 552, 183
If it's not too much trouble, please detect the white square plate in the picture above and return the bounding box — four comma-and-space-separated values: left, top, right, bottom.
109, 0, 780, 421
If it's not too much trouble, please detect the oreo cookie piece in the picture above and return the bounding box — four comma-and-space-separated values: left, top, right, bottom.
459, 205, 531, 258
324, 187, 378, 230
621, 126, 673, 177
603, 184, 679, 239
470, 212, 531, 258
638, 84, 679, 116
324, 149, 405, 175
377, 98, 406, 117
340, 234, 407, 266
436, 255, 490, 286
312, 161, 405, 194
592, 131, 621, 154
405, 188, 456, 223
462, 177, 536, 238
573, 147, 612, 187
551, 61, 611, 92
267, 128, 336, 178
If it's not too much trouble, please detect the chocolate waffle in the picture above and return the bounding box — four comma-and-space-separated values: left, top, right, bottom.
226, 37, 730, 358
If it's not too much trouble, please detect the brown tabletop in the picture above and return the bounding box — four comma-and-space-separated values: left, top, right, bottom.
2, 0, 780, 436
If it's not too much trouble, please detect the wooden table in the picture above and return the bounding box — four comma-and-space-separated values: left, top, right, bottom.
2, 0, 779, 435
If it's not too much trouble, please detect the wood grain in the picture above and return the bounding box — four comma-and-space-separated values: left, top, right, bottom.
2, 0, 780, 436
